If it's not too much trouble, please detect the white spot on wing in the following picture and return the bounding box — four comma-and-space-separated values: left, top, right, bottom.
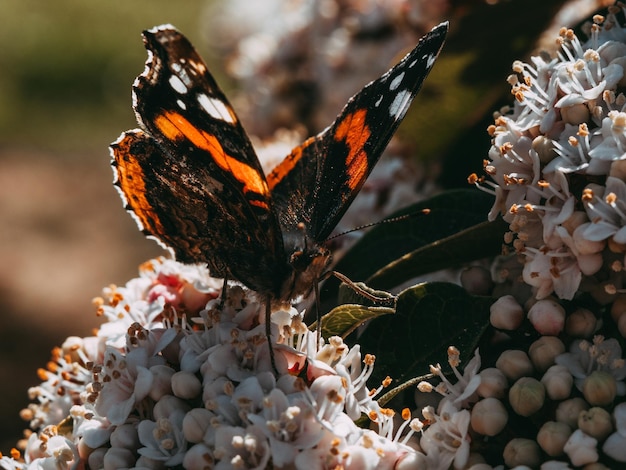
169, 75, 188, 94
389, 89, 411, 120
374, 95, 383, 107
176, 99, 187, 110
197, 93, 235, 123
389, 72, 405, 91
425, 53, 436, 68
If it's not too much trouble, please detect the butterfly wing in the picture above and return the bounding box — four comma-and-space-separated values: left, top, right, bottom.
267, 22, 448, 241
111, 25, 288, 293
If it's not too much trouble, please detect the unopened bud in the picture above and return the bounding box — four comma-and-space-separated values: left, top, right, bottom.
503, 438, 541, 468
509, 377, 545, 416
496, 349, 534, 381
537, 421, 572, 457
582, 371, 617, 406
528, 336, 565, 373
470, 397, 508, 436
578, 407, 613, 441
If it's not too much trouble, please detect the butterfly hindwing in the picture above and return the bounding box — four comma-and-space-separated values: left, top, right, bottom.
268, 22, 448, 241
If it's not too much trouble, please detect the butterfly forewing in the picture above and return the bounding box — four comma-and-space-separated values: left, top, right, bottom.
114, 25, 289, 294
268, 22, 448, 241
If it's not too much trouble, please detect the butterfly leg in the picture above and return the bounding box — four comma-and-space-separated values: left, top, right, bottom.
314, 280, 323, 350
219, 276, 229, 308
329, 271, 396, 307
265, 298, 278, 374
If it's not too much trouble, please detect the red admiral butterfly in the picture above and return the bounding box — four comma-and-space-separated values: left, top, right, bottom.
111, 22, 447, 316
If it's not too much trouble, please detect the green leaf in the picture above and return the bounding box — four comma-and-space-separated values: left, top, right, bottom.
314, 303, 395, 339
367, 217, 507, 290
356, 282, 493, 386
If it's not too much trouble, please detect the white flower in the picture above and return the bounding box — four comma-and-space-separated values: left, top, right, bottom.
555, 335, 626, 394
583, 176, 626, 243
247, 388, 324, 467
563, 429, 598, 466
23, 432, 79, 469
522, 244, 581, 299
603, 402, 626, 461
419, 400, 471, 469
137, 408, 188, 467
213, 425, 271, 470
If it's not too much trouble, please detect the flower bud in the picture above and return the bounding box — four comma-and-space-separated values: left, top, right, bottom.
611, 294, 626, 322
561, 103, 589, 125
153, 395, 191, 420
460, 266, 493, 295
573, 223, 605, 255
182, 443, 213, 470
183, 408, 215, 443
149, 365, 175, 401
527, 299, 565, 335
537, 421, 572, 457
578, 407, 613, 441
528, 336, 565, 373
509, 377, 545, 417
565, 308, 597, 338
531, 135, 556, 163
495, 349, 534, 381
87, 448, 107, 470
110, 423, 139, 449
172, 370, 202, 399
103, 447, 136, 470
476, 367, 507, 399
577, 252, 603, 276
541, 364, 573, 400
490, 295, 524, 330
563, 429, 598, 466
582, 371, 617, 406
556, 397, 589, 428
503, 438, 541, 468
618, 312, 626, 339
470, 397, 508, 436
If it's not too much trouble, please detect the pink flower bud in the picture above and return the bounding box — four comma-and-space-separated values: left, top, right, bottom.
537, 421, 572, 457
527, 299, 565, 335
496, 349, 534, 381
470, 397, 508, 436
490, 295, 524, 330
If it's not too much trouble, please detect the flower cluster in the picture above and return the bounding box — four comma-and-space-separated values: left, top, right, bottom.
2, 258, 460, 469
451, 4, 626, 466
473, 6, 626, 302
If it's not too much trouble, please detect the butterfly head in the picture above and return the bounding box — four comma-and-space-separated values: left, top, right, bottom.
277, 223, 332, 302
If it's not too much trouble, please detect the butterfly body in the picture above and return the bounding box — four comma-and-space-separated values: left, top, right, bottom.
111, 22, 447, 307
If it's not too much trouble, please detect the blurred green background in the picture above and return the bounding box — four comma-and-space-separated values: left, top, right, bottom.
0, 0, 216, 451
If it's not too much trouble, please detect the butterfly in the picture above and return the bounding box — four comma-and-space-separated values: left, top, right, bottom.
111, 22, 447, 323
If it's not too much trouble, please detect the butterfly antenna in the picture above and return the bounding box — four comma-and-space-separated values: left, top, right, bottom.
325, 208, 430, 242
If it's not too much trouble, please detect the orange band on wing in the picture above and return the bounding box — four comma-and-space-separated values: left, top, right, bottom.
334, 109, 371, 191
154, 111, 270, 202
113, 137, 165, 233
266, 137, 315, 190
